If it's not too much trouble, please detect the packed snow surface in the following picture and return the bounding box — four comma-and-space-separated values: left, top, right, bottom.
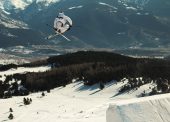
0, 67, 169, 122
0, 66, 51, 81
107, 93, 170, 122
0, 77, 166, 122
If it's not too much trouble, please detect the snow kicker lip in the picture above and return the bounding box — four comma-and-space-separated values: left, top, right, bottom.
106, 93, 170, 122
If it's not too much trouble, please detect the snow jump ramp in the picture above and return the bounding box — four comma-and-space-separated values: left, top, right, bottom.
106, 93, 170, 122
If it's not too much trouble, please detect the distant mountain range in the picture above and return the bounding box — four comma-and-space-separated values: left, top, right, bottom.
0, 0, 170, 49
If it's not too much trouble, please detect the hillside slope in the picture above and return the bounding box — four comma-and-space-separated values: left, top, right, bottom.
0, 80, 156, 122
1, 51, 170, 99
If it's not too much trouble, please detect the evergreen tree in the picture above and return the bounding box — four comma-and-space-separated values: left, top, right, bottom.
30, 98, 32, 103
9, 108, 13, 112
23, 97, 29, 105
99, 82, 104, 90
27, 98, 30, 103
23, 97, 27, 105
47, 89, 50, 93
42, 92, 45, 96
8, 113, 14, 120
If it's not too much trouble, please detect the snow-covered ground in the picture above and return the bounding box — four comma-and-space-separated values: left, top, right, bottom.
107, 93, 170, 122
0, 66, 51, 81
0, 78, 160, 122
0, 58, 30, 65
0, 53, 29, 65
0, 66, 168, 122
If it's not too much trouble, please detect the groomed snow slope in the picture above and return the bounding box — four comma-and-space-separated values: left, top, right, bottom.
107, 93, 170, 122
0, 80, 161, 122
0, 66, 168, 122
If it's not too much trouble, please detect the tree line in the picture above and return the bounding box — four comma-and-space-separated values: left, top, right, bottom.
0, 51, 170, 98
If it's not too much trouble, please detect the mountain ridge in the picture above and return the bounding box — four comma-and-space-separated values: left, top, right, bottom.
0, 0, 170, 49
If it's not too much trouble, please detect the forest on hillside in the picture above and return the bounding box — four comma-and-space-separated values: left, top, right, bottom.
0, 51, 170, 98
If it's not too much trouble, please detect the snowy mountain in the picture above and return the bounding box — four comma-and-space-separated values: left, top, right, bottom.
0, 0, 60, 11
0, 11, 47, 47
120, 0, 150, 6
0, 0, 170, 49
0, 10, 28, 29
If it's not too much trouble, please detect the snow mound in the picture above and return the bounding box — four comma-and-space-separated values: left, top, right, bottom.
106, 93, 170, 122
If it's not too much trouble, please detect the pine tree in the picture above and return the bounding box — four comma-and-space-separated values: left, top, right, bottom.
23, 97, 27, 105
30, 98, 32, 103
23, 97, 30, 105
9, 108, 13, 112
8, 113, 14, 120
47, 89, 50, 93
99, 82, 104, 90
42, 92, 45, 96
27, 98, 30, 103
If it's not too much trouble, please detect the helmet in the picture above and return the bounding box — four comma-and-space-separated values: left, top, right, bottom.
58, 12, 64, 18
